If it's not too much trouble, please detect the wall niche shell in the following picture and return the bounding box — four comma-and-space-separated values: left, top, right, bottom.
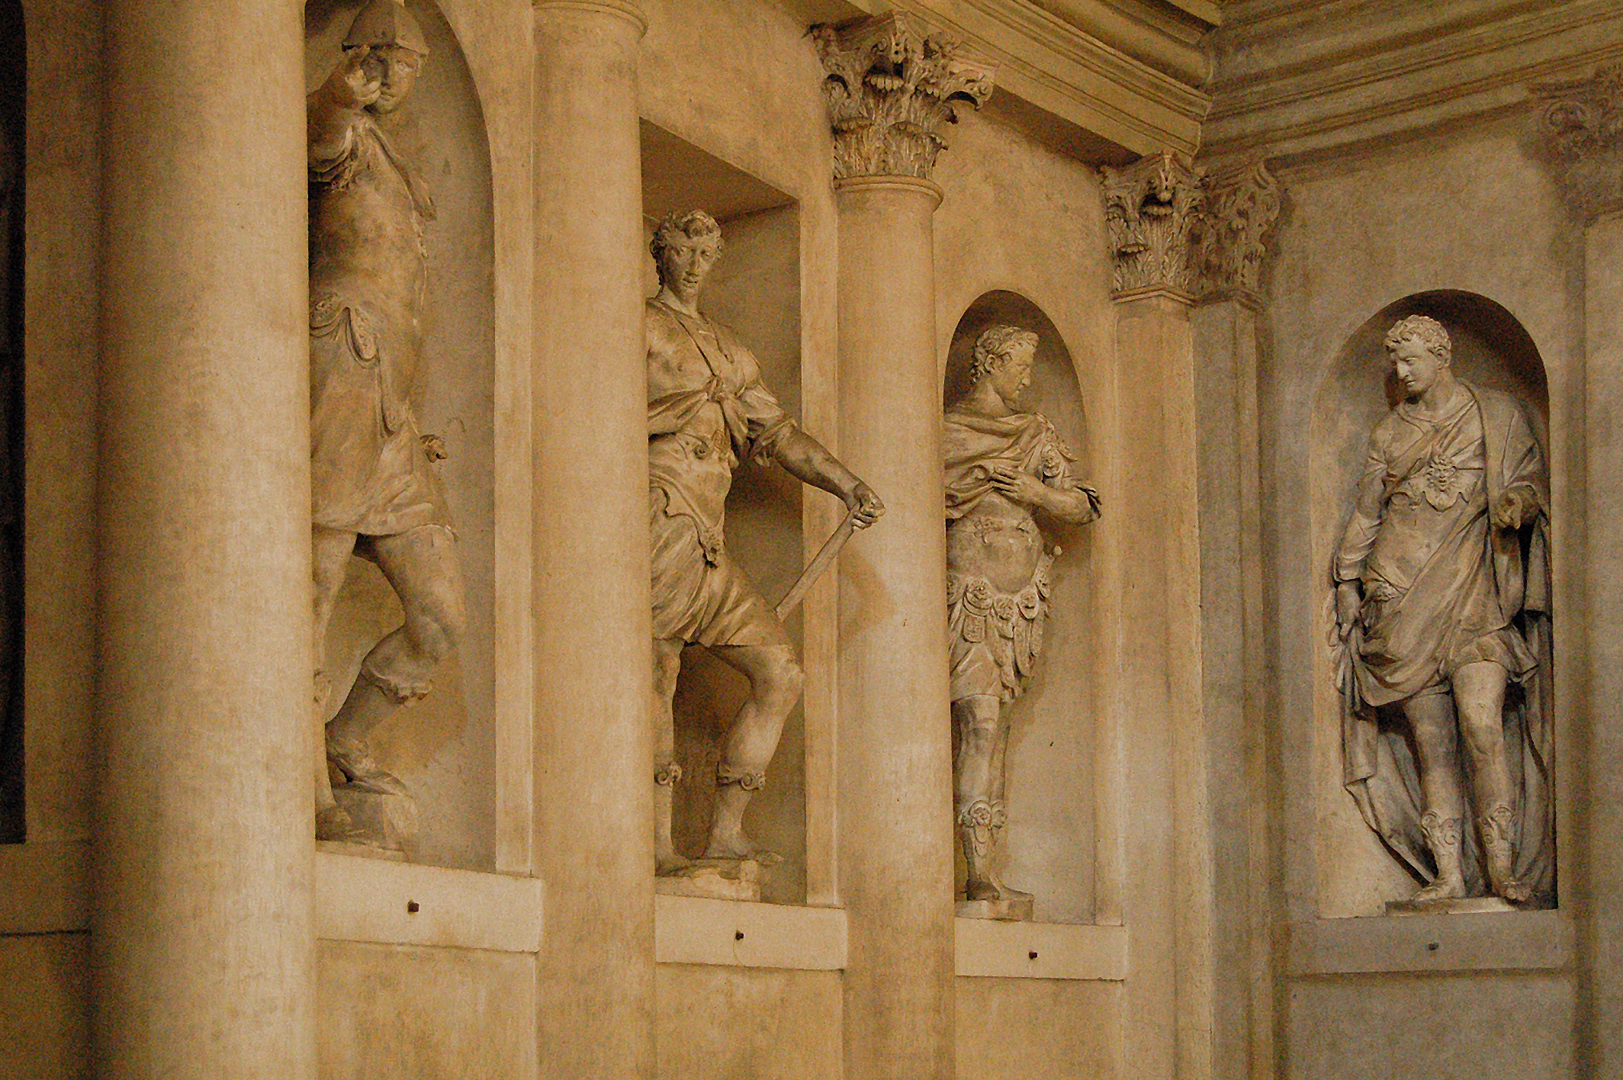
1309, 289, 1554, 917
304, 0, 497, 870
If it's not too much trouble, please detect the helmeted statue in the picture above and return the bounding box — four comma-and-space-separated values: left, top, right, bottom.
307, 0, 466, 846
944, 325, 1100, 918
1334, 315, 1554, 907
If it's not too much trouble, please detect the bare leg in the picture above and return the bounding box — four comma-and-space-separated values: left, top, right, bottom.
954, 694, 1002, 902
651, 637, 688, 874
984, 704, 1029, 902
1403, 690, 1467, 901
326, 526, 466, 794
1453, 660, 1529, 901
312, 527, 358, 836
705, 642, 804, 860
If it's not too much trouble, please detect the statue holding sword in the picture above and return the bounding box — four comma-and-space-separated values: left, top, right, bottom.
646, 209, 884, 875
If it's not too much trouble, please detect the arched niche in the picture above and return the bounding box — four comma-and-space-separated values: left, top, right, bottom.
0, 0, 20, 843
945, 290, 1099, 924
1309, 290, 1552, 917
304, 1, 497, 870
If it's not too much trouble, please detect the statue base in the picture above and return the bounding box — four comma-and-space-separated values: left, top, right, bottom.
957, 894, 1035, 921
656, 857, 773, 902
317, 839, 407, 862
1386, 896, 1516, 916
325, 785, 419, 855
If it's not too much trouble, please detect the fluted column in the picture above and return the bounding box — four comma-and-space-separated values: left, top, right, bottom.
1100, 148, 1217, 1080
1189, 159, 1282, 1080
94, 1, 314, 1077
531, 4, 654, 1080
813, 15, 991, 1080
1534, 64, 1623, 1080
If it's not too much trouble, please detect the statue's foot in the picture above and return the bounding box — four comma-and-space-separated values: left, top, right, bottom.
965, 878, 1000, 903
315, 804, 368, 844
702, 829, 763, 862
1413, 875, 1467, 902
656, 848, 692, 876
1497, 877, 1534, 904
327, 735, 408, 796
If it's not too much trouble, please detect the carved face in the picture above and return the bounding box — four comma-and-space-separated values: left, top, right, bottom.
365, 46, 423, 114
658, 231, 722, 304
1388, 337, 1447, 400
989, 340, 1035, 405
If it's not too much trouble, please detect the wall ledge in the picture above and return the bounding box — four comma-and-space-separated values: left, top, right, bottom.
1286, 909, 1573, 976
654, 894, 847, 971
955, 918, 1127, 980
316, 851, 543, 953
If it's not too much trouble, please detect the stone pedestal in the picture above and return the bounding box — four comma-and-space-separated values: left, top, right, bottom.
834, 174, 956, 1080
93, 1, 315, 1077
331, 787, 419, 854
531, 5, 655, 1080
656, 858, 769, 902
1386, 896, 1517, 916
957, 895, 1034, 922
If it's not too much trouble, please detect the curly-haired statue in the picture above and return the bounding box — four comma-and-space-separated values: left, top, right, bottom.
944, 324, 1101, 919
1334, 315, 1555, 908
646, 209, 884, 879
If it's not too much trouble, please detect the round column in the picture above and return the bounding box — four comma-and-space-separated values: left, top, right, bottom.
835, 176, 956, 1080
531, 5, 655, 1079
94, 1, 315, 1077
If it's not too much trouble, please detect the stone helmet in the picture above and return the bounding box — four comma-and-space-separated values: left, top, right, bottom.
343, 0, 429, 56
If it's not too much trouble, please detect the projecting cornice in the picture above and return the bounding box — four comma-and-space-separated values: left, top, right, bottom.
827, 0, 1214, 158
1204, 0, 1623, 161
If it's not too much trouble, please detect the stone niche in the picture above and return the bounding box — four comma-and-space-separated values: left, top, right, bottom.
642, 119, 811, 904
1309, 289, 1552, 917
945, 290, 1100, 924
305, 0, 497, 870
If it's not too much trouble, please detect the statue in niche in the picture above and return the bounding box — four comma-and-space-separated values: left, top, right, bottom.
307, 0, 466, 848
647, 210, 884, 884
944, 325, 1101, 919
1334, 315, 1554, 908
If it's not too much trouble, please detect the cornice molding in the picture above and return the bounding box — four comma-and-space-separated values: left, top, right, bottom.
828, 0, 1209, 157
1203, 0, 1623, 160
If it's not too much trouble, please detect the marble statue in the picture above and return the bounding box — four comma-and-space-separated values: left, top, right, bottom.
944, 325, 1101, 919
647, 209, 884, 877
1334, 315, 1555, 908
307, 0, 466, 847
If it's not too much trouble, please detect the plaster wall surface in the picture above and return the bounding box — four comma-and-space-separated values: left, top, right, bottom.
655, 964, 843, 1080
954, 976, 1121, 1079
1285, 973, 1575, 1080
0, 933, 88, 1079
316, 940, 536, 1080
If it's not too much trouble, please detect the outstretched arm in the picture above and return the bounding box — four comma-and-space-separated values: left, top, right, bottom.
771, 429, 885, 527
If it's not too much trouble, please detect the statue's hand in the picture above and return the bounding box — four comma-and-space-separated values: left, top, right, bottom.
845, 481, 885, 529
988, 464, 1049, 508
329, 47, 383, 108
1335, 580, 1362, 640
1491, 486, 1538, 530
420, 433, 447, 462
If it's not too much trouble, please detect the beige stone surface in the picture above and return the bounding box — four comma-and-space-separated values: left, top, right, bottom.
317, 940, 536, 1080
0, 933, 89, 1080
954, 977, 1121, 1079
1285, 973, 1575, 1080
655, 964, 843, 1080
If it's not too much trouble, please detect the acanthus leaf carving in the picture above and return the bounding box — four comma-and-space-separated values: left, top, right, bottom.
1192, 159, 1282, 304
1101, 149, 1206, 299
1531, 62, 1623, 221
812, 12, 995, 182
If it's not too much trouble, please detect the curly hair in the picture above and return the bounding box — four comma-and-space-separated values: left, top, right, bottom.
1384, 314, 1451, 364
649, 210, 724, 282
971, 325, 1039, 384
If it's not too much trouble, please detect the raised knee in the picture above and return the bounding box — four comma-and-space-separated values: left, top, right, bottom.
410, 604, 463, 664
652, 646, 683, 698
760, 650, 804, 704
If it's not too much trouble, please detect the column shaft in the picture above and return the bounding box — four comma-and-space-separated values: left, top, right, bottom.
531, 5, 655, 1079
94, 1, 314, 1077
834, 176, 955, 1080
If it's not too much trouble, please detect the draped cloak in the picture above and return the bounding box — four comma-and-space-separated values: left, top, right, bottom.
1333, 382, 1554, 905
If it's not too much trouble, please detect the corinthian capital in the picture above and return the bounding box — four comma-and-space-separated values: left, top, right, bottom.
1101, 150, 1206, 300
1532, 63, 1623, 220
1192, 159, 1282, 305
811, 13, 994, 181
